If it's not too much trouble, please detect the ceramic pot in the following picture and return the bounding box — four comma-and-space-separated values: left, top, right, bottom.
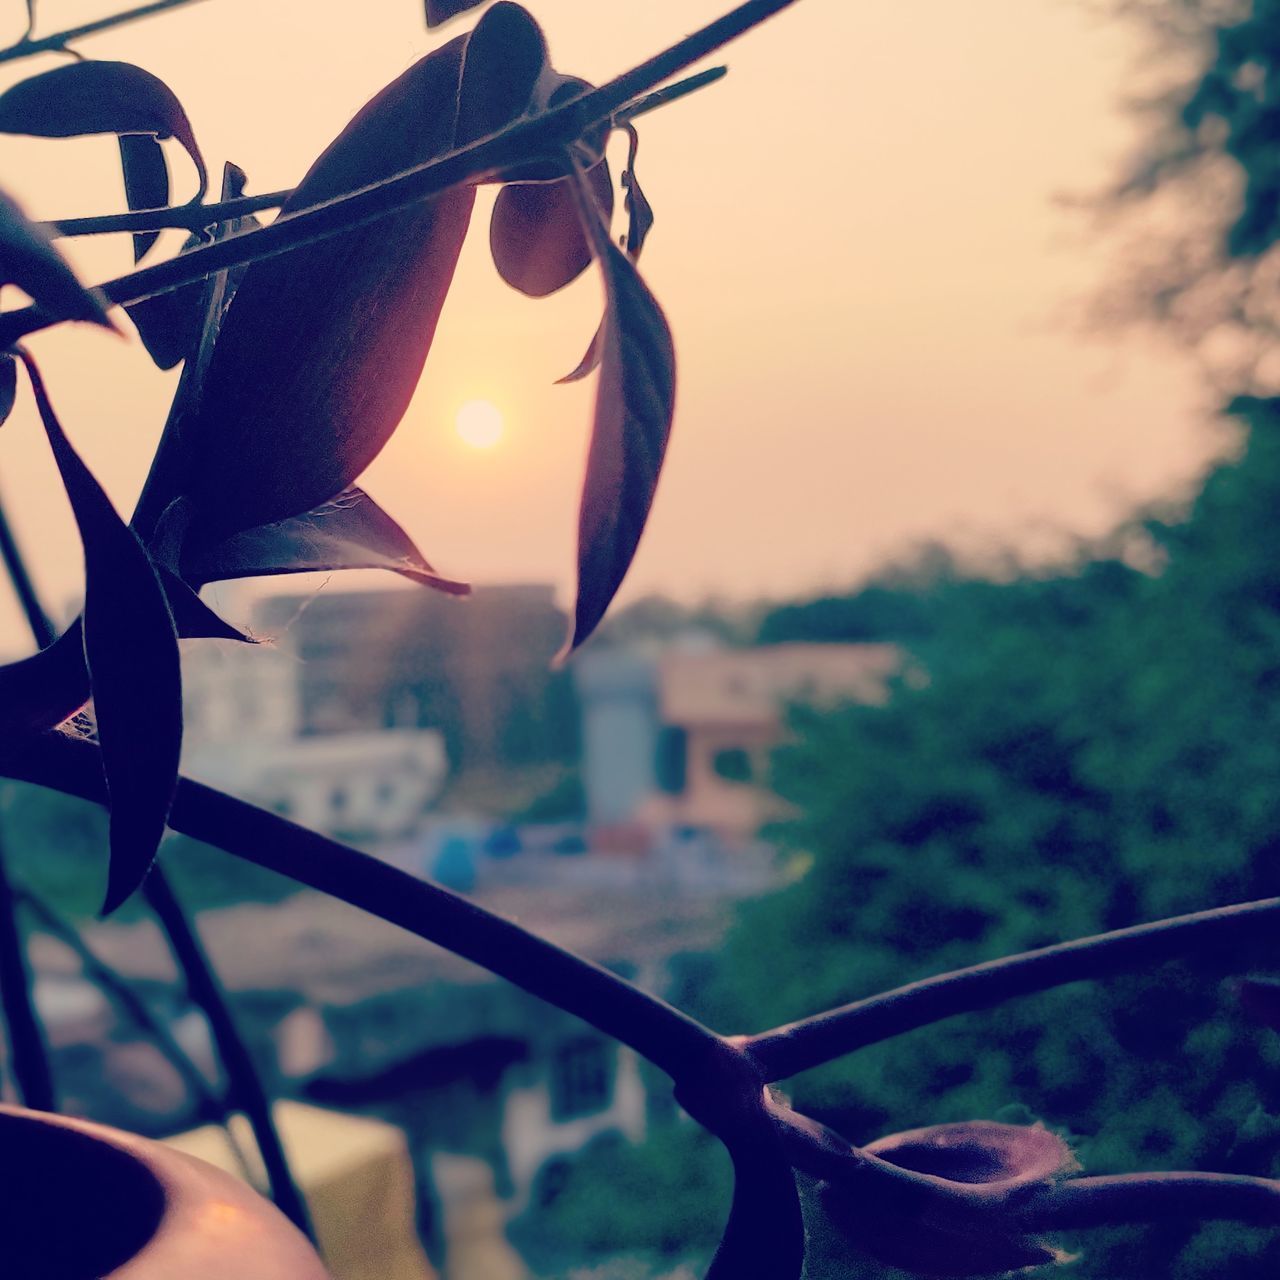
0, 1104, 330, 1279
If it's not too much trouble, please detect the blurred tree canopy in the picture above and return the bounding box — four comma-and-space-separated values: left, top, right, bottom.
531, 3, 1280, 1274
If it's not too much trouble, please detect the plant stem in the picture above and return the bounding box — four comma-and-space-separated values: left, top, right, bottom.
0, 732, 731, 1084
0, 0, 801, 348
141, 865, 314, 1238
48, 191, 291, 239
16, 887, 222, 1114
44, 67, 727, 241
15, 882, 261, 1185
0, 490, 55, 649
0, 828, 54, 1109
1023, 1172, 1280, 1229
744, 897, 1280, 1080
0, 0, 211, 63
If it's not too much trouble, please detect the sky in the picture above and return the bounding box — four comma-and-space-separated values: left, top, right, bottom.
0, 0, 1222, 654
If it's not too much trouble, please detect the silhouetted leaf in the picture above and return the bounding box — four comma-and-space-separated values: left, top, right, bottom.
0, 60, 207, 197
556, 323, 605, 385
621, 126, 655, 257
127, 162, 257, 371
19, 355, 181, 915
0, 190, 111, 327
563, 166, 676, 655
0, 354, 15, 427
866, 1121, 1076, 1187
0, 621, 90, 735
425, 0, 488, 26
118, 132, 167, 262
178, 6, 551, 543
557, 128, 652, 385
491, 160, 612, 297
157, 567, 254, 641
822, 1123, 1075, 1276
182, 485, 468, 594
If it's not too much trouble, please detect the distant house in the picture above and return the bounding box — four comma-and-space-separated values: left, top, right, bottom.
255, 584, 577, 774
577, 641, 900, 838
180, 605, 447, 843
33, 885, 730, 1274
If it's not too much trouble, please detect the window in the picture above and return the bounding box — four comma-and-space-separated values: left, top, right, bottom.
712, 746, 753, 784
550, 1036, 613, 1121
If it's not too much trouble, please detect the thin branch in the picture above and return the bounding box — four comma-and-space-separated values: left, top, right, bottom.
614, 65, 728, 124
744, 897, 1280, 1081
16, 887, 218, 1111
43, 67, 725, 242
1023, 1172, 1280, 1230
14, 882, 260, 1185
141, 865, 314, 1239
0, 490, 55, 649
0, 0, 211, 63
0, 829, 53, 1109
706, 1138, 804, 1280
0, 732, 731, 1083
48, 190, 290, 239
0, 0, 801, 348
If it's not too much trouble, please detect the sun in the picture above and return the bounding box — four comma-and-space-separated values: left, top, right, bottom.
455, 399, 505, 449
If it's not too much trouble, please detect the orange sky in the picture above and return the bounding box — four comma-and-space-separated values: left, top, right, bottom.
0, 0, 1219, 655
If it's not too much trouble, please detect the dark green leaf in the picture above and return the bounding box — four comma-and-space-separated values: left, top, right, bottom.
556, 323, 605, 385
0, 60, 207, 198
425, 0, 489, 26
158, 567, 255, 642
0, 621, 90, 735
491, 160, 613, 297
0, 190, 111, 327
19, 354, 182, 915
621, 125, 655, 258
182, 485, 469, 594
178, 6, 550, 543
126, 162, 257, 371
118, 132, 167, 263
563, 166, 676, 655
0, 353, 15, 427
557, 128, 651, 385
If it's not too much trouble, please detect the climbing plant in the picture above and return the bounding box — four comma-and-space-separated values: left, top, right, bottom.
0, 1, 1276, 1276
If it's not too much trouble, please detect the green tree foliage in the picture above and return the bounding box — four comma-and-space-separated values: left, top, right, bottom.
708, 399, 1280, 1277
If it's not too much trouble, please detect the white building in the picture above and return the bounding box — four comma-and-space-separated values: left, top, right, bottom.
180, 590, 447, 842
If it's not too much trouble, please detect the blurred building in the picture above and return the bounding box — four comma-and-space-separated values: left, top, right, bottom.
30, 885, 728, 1277
180, 589, 447, 842
577, 641, 901, 838
255, 584, 577, 774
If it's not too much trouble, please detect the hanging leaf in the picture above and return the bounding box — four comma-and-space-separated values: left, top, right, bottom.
126, 162, 258, 372
425, 0, 489, 26
118, 133, 168, 263
176, 5, 552, 545
0, 60, 207, 198
557, 126, 653, 385
0, 354, 15, 427
557, 324, 606, 386
0, 621, 91, 735
0, 190, 112, 327
562, 164, 676, 655
490, 160, 613, 297
18, 354, 182, 915
621, 124, 656, 257
182, 485, 469, 594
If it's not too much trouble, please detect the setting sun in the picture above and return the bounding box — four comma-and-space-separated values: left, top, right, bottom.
455, 400, 505, 449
